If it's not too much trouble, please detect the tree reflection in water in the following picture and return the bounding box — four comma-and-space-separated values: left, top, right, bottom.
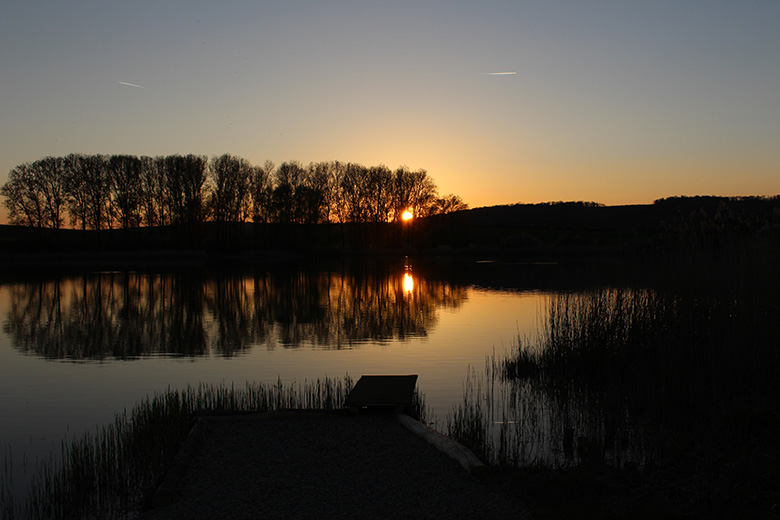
3, 268, 468, 360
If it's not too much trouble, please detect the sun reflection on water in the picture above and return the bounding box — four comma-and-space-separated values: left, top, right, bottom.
403, 272, 414, 294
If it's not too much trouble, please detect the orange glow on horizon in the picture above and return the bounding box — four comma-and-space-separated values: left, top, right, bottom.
402, 210, 413, 221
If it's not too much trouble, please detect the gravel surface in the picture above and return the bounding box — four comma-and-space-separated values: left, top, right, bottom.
141, 410, 530, 520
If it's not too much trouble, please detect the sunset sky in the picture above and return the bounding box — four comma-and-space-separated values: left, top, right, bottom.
1, 1, 778, 223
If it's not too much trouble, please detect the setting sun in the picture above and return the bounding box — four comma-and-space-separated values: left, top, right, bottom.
402, 210, 413, 221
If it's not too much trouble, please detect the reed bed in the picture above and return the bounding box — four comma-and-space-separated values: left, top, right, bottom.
446, 360, 550, 467
1, 375, 431, 520
448, 249, 780, 478
446, 351, 646, 469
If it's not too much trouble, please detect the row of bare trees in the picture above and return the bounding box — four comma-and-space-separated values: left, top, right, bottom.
1, 154, 468, 229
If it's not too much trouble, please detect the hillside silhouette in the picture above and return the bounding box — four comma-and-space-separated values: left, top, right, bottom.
2, 195, 778, 268
419, 196, 780, 253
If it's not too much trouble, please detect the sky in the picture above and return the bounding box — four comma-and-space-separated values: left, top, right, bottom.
1, 1, 778, 223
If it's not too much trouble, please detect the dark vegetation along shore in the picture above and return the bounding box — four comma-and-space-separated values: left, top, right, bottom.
444, 235, 780, 517
0, 379, 347, 519
2, 380, 526, 520
2, 195, 779, 266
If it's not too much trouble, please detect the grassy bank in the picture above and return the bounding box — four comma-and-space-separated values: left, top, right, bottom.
1, 377, 426, 520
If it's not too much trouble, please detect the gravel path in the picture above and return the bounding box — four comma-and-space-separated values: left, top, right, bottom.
141, 410, 530, 520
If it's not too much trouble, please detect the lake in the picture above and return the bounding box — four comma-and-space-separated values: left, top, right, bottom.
1, 258, 580, 504
5, 252, 778, 517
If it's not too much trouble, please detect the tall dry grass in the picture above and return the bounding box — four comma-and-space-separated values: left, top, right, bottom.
4, 376, 408, 520
449, 247, 780, 471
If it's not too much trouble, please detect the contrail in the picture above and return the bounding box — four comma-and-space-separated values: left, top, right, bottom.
118, 81, 147, 89
485, 72, 517, 75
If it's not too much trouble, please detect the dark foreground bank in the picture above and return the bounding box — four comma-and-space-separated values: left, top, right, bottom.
141, 411, 528, 520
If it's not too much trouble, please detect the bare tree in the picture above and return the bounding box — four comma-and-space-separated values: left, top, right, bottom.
326, 161, 350, 224
340, 163, 371, 223
209, 154, 253, 223
182, 154, 209, 227
161, 154, 208, 227
296, 162, 330, 224
161, 155, 186, 226
139, 156, 164, 227
392, 167, 437, 220
1, 163, 45, 227
64, 154, 112, 230
251, 160, 274, 223
108, 155, 143, 229
410, 169, 438, 218
272, 161, 306, 224
63, 154, 89, 230
366, 164, 393, 222
37, 157, 68, 229
2, 158, 68, 228
430, 194, 469, 215
0, 156, 75, 229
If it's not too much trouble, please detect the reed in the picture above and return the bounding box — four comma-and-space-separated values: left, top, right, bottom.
4, 375, 422, 520
1, 447, 14, 520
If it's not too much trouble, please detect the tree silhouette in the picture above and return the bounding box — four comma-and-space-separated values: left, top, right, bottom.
366, 165, 394, 223
209, 153, 253, 224
108, 154, 143, 229
61, 155, 87, 230
251, 160, 274, 223
1, 163, 44, 227
300, 162, 330, 224
340, 163, 370, 223
1, 157, 67, 229
272, 161, 307, 224
139, 156, 165, 227
37, 157, 68, 229
67, 154, 113, 230
323, 161, 347, 224
2, 153, 467, 231
431, 194, 468, 215
161, 154, 208, 228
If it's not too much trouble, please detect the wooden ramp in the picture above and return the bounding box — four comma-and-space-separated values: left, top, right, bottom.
344, 374, 418, 413
142, 411, 522, 519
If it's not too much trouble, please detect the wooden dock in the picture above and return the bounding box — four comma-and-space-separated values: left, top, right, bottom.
142, 411, 526, 520
141, 375, 510, 519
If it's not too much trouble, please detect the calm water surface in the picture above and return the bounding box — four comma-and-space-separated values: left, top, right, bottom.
1, 261, 555, 498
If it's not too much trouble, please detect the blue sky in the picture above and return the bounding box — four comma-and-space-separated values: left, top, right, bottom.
1, 1, 778, 221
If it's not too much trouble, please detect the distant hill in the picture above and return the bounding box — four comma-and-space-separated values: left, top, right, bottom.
416, 196, 780, 254
438, 196, 780, 230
